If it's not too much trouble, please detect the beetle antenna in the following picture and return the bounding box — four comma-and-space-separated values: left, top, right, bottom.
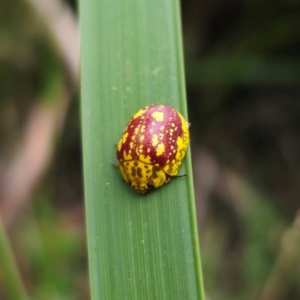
175, 174, 187, 179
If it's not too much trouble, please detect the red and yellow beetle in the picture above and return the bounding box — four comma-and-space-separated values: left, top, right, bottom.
116, 104, 190, 193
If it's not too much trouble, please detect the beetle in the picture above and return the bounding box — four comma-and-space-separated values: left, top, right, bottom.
116, 104, 190, 193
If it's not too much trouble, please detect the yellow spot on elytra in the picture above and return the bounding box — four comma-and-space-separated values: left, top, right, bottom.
156, 143, 165, 156
177, 136, 183, 149
140, 135, 145, 142
147, 148, 151, 153
134, 124, 140, 135
133, 109, 145, 119
117, 140, 122, 151
123, 151, 133, 160
122, 132, 128, 144
140, 125, 145, 133
171, 123, 175, 127
152, 112, 164, 121
139, 154, 151, 164
129, 142, 134, 149
152, 135, 159, 146
160, 126, 165, 131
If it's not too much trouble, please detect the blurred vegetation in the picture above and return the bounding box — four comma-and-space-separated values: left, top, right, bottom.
0, 0, 300, 299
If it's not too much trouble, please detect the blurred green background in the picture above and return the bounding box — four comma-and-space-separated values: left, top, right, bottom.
1, 0, 300, 299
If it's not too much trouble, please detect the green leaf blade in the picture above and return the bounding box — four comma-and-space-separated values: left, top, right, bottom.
80, 0, 204, 299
